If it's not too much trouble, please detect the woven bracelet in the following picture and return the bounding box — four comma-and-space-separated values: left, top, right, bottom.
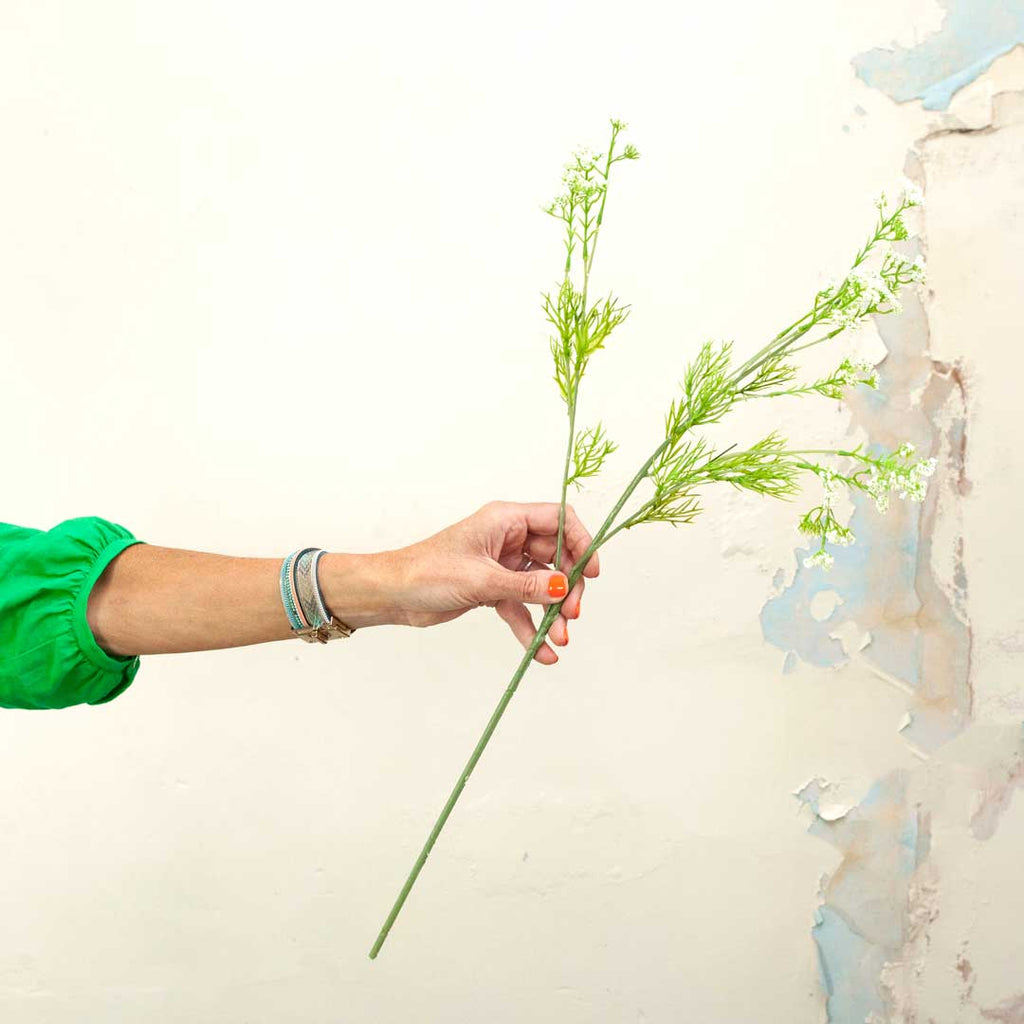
280, 547, 317, 630
280, 547, 356, 642
294, 548, 326, 628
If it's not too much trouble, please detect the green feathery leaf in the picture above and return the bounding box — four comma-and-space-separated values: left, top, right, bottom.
669, 339, 736, 434
566, 422, 618, 490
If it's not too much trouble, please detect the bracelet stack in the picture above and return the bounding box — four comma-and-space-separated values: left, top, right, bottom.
279, 547, 356, 643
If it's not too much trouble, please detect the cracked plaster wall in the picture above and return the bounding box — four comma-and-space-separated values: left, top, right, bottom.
765, 27, 1024, 1024
1, 2, 1022, 1022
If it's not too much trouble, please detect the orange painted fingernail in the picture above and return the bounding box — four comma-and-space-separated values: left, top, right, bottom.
548, 573, 567, 598
573, 600, 581, 618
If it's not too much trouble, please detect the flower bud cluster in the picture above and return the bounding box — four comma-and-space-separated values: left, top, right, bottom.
883, 249, 926, 285
835, 356, 878, 389
823, 269, 903, 330
863, 442, 937, 512
798, 440, 937, 571
804, 549, 834, 571
542, 119, 638, 221
800, 466, 855, 568
814, 356, 879, 398
541, 145, 606, 217
812, 186, 926, 334
900, 177, 925, 207
877, 248, 927, 312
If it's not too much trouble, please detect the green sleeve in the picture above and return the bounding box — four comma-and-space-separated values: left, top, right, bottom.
0, 516, 147, 710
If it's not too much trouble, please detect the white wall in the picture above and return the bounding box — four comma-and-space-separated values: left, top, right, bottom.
1, 2, 1021, 1021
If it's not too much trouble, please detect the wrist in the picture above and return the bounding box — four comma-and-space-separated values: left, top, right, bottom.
318, 550, 405, 629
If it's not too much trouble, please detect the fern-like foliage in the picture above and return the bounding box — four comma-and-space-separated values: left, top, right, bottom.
567, 422, 618, 491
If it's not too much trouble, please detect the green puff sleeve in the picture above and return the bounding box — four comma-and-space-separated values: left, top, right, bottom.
0, 516, 147, 710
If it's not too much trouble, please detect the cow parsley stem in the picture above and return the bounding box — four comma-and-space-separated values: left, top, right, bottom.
368, 124, 931, 958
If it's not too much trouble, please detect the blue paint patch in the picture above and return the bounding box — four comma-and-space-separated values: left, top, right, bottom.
859, 778, 888, 809
853, 0, 1024, 110
812, 906, 886, 1024
805, 773, 922, 1020
898, 814, 919, 877
760, 489, 920, 677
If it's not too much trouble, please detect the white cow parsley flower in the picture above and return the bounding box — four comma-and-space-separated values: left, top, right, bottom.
795, 439, 937, 573
834, 356, 879, 390
803, 549, 835, 570
900, 178, 925, 208
860, 445, 936, 510
865, 467, 891, 513
885, 250, 927, 285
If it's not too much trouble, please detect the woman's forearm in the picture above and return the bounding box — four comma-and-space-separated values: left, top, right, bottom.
85, 544, 399, 657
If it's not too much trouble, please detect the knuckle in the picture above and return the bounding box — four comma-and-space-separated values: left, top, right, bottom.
563, 520, 582, 549
519, 573, 537, 603
480, 500, 509, 522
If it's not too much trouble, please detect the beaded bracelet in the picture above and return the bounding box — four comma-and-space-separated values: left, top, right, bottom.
280, 547, 356, 643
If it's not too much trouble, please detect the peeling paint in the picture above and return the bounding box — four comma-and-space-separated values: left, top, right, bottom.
802, 771, 930, 1024
794, 777, 855, 823
761, 292, 972, 755
853, 1, 1024, 110
969, 730, 1024, 840
766, 37, 1024, 1018
981, 993, 1024, 1023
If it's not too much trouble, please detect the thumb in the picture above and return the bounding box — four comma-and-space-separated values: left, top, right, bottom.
478, 562, 569, 606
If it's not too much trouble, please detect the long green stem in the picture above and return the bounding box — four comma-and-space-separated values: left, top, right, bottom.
553, 128, 621, 568
368, 461, 637, 960
367, 602, 561, 959
785, 448, 864, 457
368, 430, 670, 959
554, 399, 576, 568
585, 129, 619, 280
732, 309, 816, 381
786, 326, 845, 356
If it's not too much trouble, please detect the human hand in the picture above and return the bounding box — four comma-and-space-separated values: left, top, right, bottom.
325, 501, 599, 664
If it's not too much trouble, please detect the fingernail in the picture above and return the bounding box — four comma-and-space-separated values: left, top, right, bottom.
548, 573, 567, 598
573, 600, 581, 619
564, 626, 569, 644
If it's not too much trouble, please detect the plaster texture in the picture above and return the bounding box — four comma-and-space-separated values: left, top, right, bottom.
1, 2, 1021, 1021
